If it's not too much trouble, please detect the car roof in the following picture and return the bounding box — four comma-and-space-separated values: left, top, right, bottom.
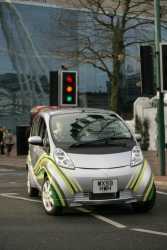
39, 107, 117, 119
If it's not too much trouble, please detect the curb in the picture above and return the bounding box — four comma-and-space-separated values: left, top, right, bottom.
155, 181, 167, 191
154, 176, 167, 190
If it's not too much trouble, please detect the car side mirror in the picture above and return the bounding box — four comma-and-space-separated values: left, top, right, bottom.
135, 133, 142, 143
28, 136, 43, 146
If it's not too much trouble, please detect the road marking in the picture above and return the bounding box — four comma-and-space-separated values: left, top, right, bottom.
0, 193, 42, 203
92, 214, 127, 228
0, 194, 125, 229
0, 193, 166, 234
0, 193, 18, 195
0, 173, 24, 176
157, 191, 167, 195
77, 207, 91, 213
0, 168, 16, 172
77, 208, 126, 228
132, 228, 167, 237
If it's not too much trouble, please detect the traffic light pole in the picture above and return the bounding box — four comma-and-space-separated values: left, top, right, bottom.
154, 0, 166, 175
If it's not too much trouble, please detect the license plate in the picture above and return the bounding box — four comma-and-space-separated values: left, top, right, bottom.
93, 179, 118, 194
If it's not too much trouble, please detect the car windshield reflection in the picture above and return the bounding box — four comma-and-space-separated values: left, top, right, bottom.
50, 112, 132, 149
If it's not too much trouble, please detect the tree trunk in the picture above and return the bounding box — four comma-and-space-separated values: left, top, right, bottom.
110, 58, 121, 112
110, 26, 124, 113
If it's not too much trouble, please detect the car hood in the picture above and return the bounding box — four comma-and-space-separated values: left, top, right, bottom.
68, 151, 131, 169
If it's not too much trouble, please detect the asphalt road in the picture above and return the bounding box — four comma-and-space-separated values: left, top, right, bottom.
0, 166, 167, 250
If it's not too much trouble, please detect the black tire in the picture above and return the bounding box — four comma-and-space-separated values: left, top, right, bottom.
27, 170, 39, 197
42, 178, 62, 216
132, 183, 156, 213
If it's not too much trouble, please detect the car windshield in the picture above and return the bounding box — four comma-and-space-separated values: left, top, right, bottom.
50, 112, 132, 150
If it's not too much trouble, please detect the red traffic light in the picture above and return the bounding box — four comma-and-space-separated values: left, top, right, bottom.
66, 74, 73, 83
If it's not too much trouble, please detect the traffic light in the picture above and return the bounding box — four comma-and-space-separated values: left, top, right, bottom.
49, 71, 59, 106
160, 43, 167, 92
60, 71, 78, 106
140, 45, 155, 96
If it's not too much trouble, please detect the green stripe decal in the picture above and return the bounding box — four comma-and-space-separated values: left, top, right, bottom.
33, 155, 73, 194
50, 185, 61, 207
34, 153, 47, 174
128, 163, 143, 189
70, 176, 82, 192
46, 170, 66, 207
133, 162, 147, 192
148, 184, 155, 201
33, 153, 82, 200
48, 157, 78, 193
34, 161, 67, 207
43, 158, 76, 194
142, 174, 153, 200
143, 176, 154, 202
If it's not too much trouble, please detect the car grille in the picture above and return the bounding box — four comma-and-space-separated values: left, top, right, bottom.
89, 192, 120, 200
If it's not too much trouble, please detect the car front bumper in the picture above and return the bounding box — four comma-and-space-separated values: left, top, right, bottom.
59, 160, 153, 207
69, 190, 141, 207
28, 153, 154, 208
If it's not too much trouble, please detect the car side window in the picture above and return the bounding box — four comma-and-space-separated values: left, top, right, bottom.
31, 116, 40, 136
39, 118, 50, 153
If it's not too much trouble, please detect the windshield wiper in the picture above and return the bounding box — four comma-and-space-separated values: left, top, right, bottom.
70, 137, 130, 147
108, 136, 132, 140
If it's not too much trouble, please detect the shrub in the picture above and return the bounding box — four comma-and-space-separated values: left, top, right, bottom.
135, 115, 150, 151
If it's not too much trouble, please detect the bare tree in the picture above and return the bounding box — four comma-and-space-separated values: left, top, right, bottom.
57, 0, 156, 112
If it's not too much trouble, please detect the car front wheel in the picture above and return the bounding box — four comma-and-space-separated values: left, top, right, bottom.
42, 178, 62, 215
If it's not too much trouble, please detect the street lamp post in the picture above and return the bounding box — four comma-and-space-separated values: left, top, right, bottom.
154, 0, 166, 175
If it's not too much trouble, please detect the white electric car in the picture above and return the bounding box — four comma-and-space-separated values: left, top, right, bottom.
26, 107, 156, 215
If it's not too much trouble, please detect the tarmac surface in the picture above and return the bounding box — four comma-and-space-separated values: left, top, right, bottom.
0, 147, 167, 191
1, 147, 167, 250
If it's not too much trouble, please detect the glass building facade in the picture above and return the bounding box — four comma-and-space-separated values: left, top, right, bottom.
0, 1, 166, 131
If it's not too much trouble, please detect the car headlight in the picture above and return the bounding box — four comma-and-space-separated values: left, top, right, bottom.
54, 148, 75, 170
130, 146, 143, 167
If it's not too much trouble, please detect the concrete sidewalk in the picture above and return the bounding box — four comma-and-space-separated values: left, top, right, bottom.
0, 148, 167, 191
0, 146, 26, 169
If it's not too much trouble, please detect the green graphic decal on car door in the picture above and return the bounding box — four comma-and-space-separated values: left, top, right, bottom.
32, 153, 82, 206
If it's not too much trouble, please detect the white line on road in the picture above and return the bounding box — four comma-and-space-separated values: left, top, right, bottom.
1, 193, 167, 234
0, 193, 126, 228
0, 193, 18, 195
132, 228, 167, 237
76, 208, 126, 228
0, 194, 126, 229
157, 191, 167, 195
0, 168, 16, 172
92, 214, 127, 228
0, 193, 42, 203
76, 207, 91, 213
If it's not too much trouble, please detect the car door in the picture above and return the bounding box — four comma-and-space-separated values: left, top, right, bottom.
36, 117, 50, 186
29, 116, 41, 167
